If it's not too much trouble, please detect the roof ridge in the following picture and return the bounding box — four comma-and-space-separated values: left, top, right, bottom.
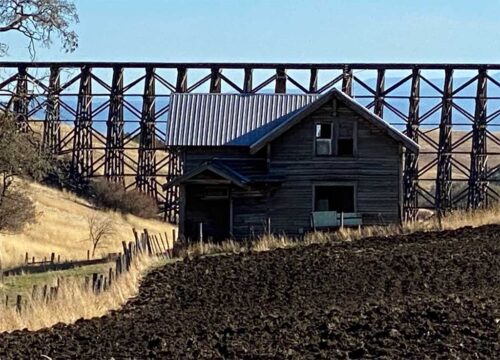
171, 92, 320, 97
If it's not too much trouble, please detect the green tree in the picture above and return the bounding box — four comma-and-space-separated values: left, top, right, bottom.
0, 114, 51, 231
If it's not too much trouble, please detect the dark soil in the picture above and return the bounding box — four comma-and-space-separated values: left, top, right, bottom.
1, 225, 499, 359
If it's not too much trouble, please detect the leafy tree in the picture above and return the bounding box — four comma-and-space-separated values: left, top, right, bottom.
0, 113, 51, 231
0, 0, 79, 57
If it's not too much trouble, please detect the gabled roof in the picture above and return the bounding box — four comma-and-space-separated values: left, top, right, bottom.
165, 93, 320, 146
165, 90, 420, 154
162, 160, 251, 189
249, 89, 419, 154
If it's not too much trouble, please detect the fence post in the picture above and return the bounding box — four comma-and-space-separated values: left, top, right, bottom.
50, 286, 57, 300
162, 234, 171, 258
32, 285, 38, 300
155, 236, 164, 257
116, 253, 122, 277
199, 222, 203, 242
51, 252, 55, 264
16, 295, 22, 313
132, 228, 139, 242
158, 235, 168, 257
25, 252, 29, 264
340, 212, 344, 230
108, 267, 113, 287
144, 229, 153, 256
122, 241, 129, 270
92, 273, 98, 292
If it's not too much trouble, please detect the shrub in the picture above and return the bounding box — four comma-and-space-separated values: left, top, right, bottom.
0, 189, 36, 232
90, 180, 158, 219
42, 156, 91, 195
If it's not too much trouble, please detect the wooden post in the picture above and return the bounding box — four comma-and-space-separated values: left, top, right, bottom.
51, 252, 55, 264
172, 229, 176, 243
159, 235, 168, 258
115, 254, 122, 277
57, 254, 61, 263
92, 273, 98, 292
25, 252, 29, 264
163, 232, 172, 258
121, 241, 129, 270
128, 242, 133, 265
149, 235, 157, 255
87, 249, 90, 260
50, 286, 58, 300
155, 236, 164, 257
132, 228, 139, 242
108, 267, 113, 287
5, 295, 8, 307
16, 295, 22, 313
32, 256, 35, 264
340, 212, 344, 230
32, 285, 38, 300
144, 229, 153, 256
199, 222, 203, 242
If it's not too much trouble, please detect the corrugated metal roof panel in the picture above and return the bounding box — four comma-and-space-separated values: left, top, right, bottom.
165, 93, 320, 146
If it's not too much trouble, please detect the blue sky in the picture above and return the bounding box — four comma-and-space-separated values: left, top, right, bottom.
6, 0, 500, 63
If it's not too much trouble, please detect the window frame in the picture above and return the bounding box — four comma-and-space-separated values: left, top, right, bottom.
313, 119, 358, 158
334, 120, 358, 157
314, 121, 334, 157
312, 182, 358, 213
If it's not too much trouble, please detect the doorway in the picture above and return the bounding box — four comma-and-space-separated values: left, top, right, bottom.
185, 185, 231, 242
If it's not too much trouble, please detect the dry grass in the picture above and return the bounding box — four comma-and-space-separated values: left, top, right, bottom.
0, 254, 163, 333
182, 206, 500, 257
0, 181, 175, 269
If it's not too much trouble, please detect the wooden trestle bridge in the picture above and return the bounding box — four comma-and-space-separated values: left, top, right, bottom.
4, 62, 500, 222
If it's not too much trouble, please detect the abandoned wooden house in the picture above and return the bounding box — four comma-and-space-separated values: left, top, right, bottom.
163, 89, 419, 241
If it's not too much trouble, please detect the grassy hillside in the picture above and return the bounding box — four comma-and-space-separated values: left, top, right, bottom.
0, 181, 175, 269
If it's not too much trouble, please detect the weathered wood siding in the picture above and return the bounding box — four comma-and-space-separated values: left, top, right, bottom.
266, 101, 402, 235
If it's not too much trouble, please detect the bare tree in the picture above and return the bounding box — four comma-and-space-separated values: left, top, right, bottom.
87, 214, 115, 258
0, 0, 79, 58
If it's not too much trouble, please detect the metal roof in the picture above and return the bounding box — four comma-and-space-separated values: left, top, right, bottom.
166, 93, 320, 146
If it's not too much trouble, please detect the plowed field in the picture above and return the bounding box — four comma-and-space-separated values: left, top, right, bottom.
1, 225, 499, 359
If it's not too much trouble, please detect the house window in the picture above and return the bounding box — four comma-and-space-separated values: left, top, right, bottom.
314, 185, 355, 213
337, 121, 355, 156
315, 121, 356, 157
315, 123, 333, 156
